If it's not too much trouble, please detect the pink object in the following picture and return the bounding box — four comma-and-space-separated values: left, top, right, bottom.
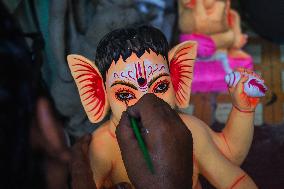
191, 57, 253, 92
180, 33, 253, 93
180, 33, 216, 58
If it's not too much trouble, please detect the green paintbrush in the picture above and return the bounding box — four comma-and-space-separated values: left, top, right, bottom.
129, 116, 154, 174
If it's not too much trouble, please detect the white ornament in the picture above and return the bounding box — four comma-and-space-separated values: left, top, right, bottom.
225, 71, 267, 97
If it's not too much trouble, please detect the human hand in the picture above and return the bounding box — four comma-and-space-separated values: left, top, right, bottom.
116, 94, 193, 189
70, 134, 132, 189
228, 68, 262, 112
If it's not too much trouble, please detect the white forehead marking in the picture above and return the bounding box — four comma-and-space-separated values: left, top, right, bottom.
107, 59, 169, 89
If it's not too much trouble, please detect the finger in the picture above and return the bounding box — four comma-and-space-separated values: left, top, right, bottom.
72, 134, 92, 156
127, 93, 160, 118
116, 111, 135, 141
70, 136, 96, 189
235, 74, 249, 94
116, 111, 154, 177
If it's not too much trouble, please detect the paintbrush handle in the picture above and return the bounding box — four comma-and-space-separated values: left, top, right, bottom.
130, 117, 154, 173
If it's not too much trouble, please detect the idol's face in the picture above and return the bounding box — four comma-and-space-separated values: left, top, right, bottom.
105, 50, 175, 122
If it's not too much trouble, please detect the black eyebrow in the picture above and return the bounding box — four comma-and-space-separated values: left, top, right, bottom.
148, 73, 170, 87
111, 81, 138, 90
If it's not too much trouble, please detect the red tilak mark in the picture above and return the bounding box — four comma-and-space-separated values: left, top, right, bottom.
138, 62, 142, 77
248, 79, 267, 93
229, 174, 246, 189
135, 64, 139, 80
221, 133, 232, 155
73, 58, 105, 120
143, 61, 147, 81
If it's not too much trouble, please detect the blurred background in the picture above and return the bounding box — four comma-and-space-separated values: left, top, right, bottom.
0, 0, 283, 188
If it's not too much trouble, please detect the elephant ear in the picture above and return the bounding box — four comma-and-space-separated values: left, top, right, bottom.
67, 54, 109, 123
169, 41, 197, 108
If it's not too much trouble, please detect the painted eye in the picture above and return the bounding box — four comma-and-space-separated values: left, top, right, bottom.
115, 90, 136, 102
153, 80, 170, 93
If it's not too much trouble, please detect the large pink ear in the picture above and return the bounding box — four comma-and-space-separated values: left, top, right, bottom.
169, 41, 197, 108
67, 54, 109, 123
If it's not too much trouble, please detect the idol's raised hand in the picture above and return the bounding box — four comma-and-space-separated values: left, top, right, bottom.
228, 68, 265, 113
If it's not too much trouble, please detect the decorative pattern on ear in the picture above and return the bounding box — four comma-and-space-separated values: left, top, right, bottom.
67, 54, 109, 123
169, 41, 197, 108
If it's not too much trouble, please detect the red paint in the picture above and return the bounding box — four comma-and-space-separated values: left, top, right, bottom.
108, 127, 116, 139
135, 62, 147, 87
186, 0, 196, 8
233, 105, 255, 113
73, 58, 105, 119
227, 11, 234, 27
221, 133, 232, 155
229, 174, 246, 189
170, 45, 194, 105
248, 79, 267, 93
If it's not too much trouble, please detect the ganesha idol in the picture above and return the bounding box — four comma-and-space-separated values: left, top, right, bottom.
178, 0, 253, 92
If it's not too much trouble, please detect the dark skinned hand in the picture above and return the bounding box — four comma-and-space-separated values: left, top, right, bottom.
116, 94, 193, 189
70, 134, 132, 189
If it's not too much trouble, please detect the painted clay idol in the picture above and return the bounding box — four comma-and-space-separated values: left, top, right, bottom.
67, 26, 260, 188
178, 0, 253, 92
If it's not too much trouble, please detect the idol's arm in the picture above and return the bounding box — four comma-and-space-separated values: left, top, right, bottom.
221, 106, 255, 165
219, 69, 262, 165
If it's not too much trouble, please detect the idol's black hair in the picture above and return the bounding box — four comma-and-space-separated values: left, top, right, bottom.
95, 25, 169, 81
